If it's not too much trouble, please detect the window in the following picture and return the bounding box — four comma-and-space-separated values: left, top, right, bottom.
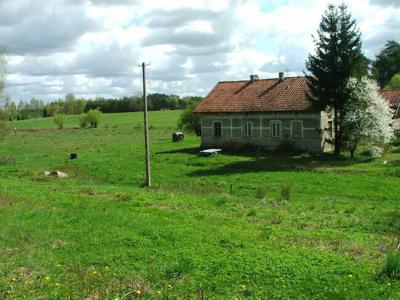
291, 121, 302, 139
271, 121, 281, 137
213, 121, 222, 137
244, 122, 252, 137
327, 121, 333, 137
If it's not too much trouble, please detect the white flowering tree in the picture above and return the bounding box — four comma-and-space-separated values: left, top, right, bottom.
342, 77, 394, 158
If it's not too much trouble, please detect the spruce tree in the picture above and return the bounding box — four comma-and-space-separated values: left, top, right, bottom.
305, 4, 363, 155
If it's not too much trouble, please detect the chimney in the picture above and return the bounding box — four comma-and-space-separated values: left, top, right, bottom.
250, 74, 259, 82
279, 72, 285, 82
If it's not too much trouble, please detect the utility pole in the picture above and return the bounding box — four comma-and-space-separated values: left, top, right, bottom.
140, 62, 151, 187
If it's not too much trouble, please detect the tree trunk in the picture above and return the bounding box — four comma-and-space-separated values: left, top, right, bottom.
350, 146, 355, 159
334, 107, 341, 155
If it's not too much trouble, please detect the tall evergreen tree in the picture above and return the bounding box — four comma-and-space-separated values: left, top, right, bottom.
372, 40, 400, 89
305, 4, 363, 155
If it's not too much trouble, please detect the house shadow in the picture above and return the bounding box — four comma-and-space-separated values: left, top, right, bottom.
156, 147, 375, 176
156, 147, 200, 155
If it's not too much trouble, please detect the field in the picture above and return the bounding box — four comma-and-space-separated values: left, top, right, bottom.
1, 111, 400, 299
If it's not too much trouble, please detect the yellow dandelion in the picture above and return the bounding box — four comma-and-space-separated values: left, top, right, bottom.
136, 290, 142, 295
240, 284, 246, 289
45, 276, 50, 281
114, 297, 120, 300
105, 266, 109, 270
156, 290, 161, 295
12, 277, 16, 282
92, 271, 97, 276
348, 274, 353, 278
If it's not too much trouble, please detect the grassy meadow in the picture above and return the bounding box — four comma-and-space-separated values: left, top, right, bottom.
1, 111, 400, 299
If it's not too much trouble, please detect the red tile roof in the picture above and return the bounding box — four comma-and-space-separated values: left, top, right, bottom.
194, 76, 313, 113
380, 88, 400, 109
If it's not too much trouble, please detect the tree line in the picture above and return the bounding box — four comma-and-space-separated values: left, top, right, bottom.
0, 93, 203, 121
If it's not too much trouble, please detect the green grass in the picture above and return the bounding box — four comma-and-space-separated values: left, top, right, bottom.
1, 111, 400, 299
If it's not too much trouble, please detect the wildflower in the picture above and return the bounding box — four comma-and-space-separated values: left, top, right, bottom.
167, 284, 172, 288
55, 283, 60, 287
56, 263, 61, 267
105, 266, 109, 270
136, 290, 142, 295
348, 274, 353, 278
92, 271, 97, 276
387, 282, 392, 286
240, 284, 246, 290
12, 278, 16, 282
45, 276, 50, 281
114, 297, 120, 300
156, 290, 161, 295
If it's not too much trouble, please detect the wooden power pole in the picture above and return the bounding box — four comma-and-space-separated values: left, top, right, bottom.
140, 62, 151, 187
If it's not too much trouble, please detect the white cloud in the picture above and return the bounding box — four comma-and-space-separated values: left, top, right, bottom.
1, 0, 399, 101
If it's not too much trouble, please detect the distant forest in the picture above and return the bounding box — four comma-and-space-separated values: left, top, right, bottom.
0, 93, 203, 121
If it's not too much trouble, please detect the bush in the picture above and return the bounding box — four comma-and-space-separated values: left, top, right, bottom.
362, 145, 384, 157
380, 251, 400, 280
178, 104, 201, 136
79, 114, 88, 128
53, 114, 65, 129
79, 109, 103, 128
0, 121, 11, 141
86, 109, 103, 128
391, 137, 400, 147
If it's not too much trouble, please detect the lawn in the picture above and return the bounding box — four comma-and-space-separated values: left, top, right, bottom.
1, 111, 400, 299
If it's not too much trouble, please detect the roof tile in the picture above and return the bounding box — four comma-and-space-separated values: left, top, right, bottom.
195, 76, 312, 113
380, 88, 400, 109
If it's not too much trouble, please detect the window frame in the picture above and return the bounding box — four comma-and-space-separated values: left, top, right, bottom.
327, 120, 333, 137
213, 120, 222, 137
244, 121, 252, 137
291, 120, 303, 139
271, 120, 281, 138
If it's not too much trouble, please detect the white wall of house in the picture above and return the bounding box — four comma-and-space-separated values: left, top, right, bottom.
200, 111, 332, 152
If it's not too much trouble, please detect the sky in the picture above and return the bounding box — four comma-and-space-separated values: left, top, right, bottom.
0, 0, 399, 102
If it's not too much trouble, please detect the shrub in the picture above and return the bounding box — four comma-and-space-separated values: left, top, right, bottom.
79, 114, 88, 128
178, 104, 201, 136
53, 114, 65, 129
362, 145, 384, 157
86, 109, 103, 128
79, 109, 103, 128
380, 251, 400, 280
391, 137, 400, 147
0, 120, 10, 139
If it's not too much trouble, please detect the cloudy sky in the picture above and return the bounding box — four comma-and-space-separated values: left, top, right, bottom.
0, 0, 399, 102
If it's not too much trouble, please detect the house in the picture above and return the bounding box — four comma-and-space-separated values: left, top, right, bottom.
194, 73, 333, 152
380, 88, 400, 117
380, 88, 400, 135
